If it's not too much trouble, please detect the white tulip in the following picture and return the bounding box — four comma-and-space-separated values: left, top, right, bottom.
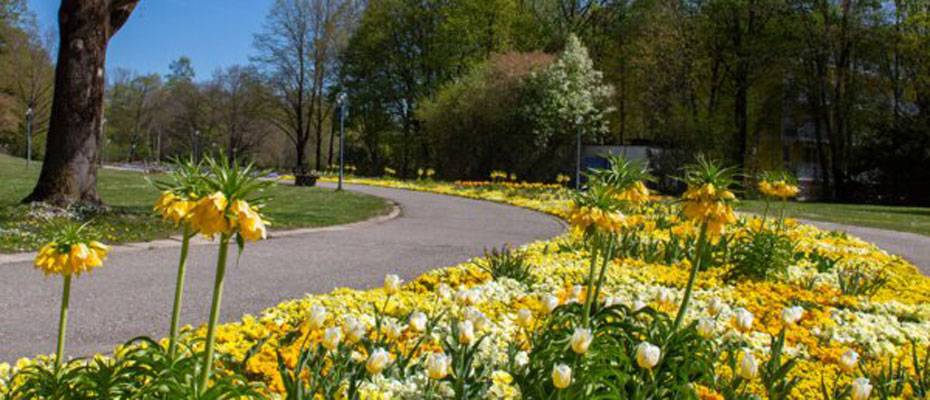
384, 274, 403, 295
514, 351, 529, 367
308, 304, 328, 330
322, 327, 342, 350
552, 364, 572, 389
366, 348, 391, 375
733, 308, 754, 332
425, 352, 450, 380
738, 350, 758, 380
383, 321, 403, 341
408, 311, 428, 332
632, 299, 648, 312
516, 309, 535, 329
458, 320, 475, 345
851, 377, 872, 400
635, 341, 661, 369
696, 317, 716, 338
343, 316, 367, 343
570, 328, 593, 355
781, 306, 804, 325
707, 297, 726, 317
542, 294, 560, 314
839, 350, 859, 373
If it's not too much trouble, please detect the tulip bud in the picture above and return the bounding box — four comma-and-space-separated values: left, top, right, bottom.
738, 350, 758, 380
408, 311, 428, 332
571, 328, 593, 355
366, 348, 391, 375
781, 306, 804, 325
458, 320, 475, 345
308, 304, 328, 330
552, 364, 572, 389
542, 294, 560, 314
696, 317, 715, 339
384, 274, 403, 296
322, 327, 342, 350
635, 341, 661, 369
425, 352, 450, 380
733, 308, 754, 332
839, 350, 859, 373
851, 377, 872, 400
383, 321, 402, 341
343, 316, 367, 343
707, 297, 726, 317
516, 309, 535, 329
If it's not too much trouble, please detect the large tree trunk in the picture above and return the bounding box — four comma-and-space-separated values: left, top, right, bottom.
24, 0, 138, 206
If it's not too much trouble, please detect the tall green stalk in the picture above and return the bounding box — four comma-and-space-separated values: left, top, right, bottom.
672, 221, 709, 332
590, 238, 615, 314
582, 240, 600, 326
55, 275, 72, 371
168, 226, 193, 359
199, 233, 231, 394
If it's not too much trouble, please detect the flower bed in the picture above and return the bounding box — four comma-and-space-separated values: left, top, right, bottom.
4, 173, 930, 399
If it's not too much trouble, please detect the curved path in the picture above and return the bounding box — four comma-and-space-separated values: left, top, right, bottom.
0, 184, 564, 362
796, 218, 930, 275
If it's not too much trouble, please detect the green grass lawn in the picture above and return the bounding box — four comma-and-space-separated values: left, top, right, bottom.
737, 200, 930, 236
0, 154, 391, 253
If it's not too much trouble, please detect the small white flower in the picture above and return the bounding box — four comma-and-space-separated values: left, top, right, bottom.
542, 294, 560, 314
384, 274, 403, 295
343, 316, 367, 343
456, 287, 480, 305
514, 351, 529, 367
437, 283, 452, 300
552, 363, 572, 389
696, 317, 716, 339
366, 348, 391, 375
738, 350, 758, 380
839, 350, 859, 373
733, 308, 754, 332
383, 320, 402, 341
781, 306, 804, 325
308, 304, 328, 330
570, 328, 593, 355
656, 287, 674, 305
707, 297, 726, 317
458, 320, 475, 345
322, 327, 342, 350
851, 377, 872, 400
408, 311, 428, 332
516, 309, 535, 329
635, 341, 661, 369
632, 299, 648, 312
425, 352, 450, 380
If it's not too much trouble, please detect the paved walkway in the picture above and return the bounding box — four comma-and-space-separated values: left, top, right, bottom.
797, 219, 930, 275
0, 184, 564, 361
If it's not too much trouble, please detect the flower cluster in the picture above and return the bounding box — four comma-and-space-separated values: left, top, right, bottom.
185, 192, 267, 241
567, 205, 626, 234
34, 240, 109, 277
681, 183, 737, 237
758, 180, 800, 199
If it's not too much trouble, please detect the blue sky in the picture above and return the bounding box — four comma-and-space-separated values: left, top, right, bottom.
27, 0, 274, 80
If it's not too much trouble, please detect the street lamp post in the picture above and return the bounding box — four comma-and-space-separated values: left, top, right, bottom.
337, 93, 348, 191
25, 106, 33, 168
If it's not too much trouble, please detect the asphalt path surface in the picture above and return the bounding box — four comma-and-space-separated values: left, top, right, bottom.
0, 184, 564, 362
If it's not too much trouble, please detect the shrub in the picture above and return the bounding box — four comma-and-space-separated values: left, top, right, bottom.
727, 229, 795, 282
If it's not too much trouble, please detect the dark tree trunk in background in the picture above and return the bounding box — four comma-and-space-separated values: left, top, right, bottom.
24, 0, 139, 206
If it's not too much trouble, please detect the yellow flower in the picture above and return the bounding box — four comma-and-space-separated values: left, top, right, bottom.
34, 241, 109, 277
681, 183, 737, 237
614, 181, 651, 204
233, 200, 267, 241
568, 206, 626, 234
154, 191, 195, 225
759, 180, 799, 199
189, 192, 232, 238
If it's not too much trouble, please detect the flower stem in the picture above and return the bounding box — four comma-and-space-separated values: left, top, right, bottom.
582, 239, 600, 326
55, 274, 72, 371
199, 233, 231, 394
168, 226, 193, 359
590, 237, 615, 313
672, 221, 708, 332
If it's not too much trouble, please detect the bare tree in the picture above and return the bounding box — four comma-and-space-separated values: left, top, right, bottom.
253, 0, 354, 178
206, 65, 272, 162
25, 0, 139, 205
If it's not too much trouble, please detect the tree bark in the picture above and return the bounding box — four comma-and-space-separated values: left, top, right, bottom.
24, 0, 139, 206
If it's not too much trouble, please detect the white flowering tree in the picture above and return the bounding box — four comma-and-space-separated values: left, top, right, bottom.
523, 34, 615, 148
